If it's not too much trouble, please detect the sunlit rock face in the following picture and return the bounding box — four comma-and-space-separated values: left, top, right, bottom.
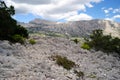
101, 20, 120, 38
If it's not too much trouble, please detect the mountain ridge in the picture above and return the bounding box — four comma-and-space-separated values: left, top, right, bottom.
19, 19, 120, 38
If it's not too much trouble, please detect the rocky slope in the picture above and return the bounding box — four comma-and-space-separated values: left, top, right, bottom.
0, 34, 120, 80
20, 19, 120, 38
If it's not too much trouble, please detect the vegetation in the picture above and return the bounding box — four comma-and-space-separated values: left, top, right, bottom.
72, 38, 79, 44
74, 70, 84, 78
84, 29, 120, 54
29, 39, 36, 45
87, 73, 96, 78
81, 43, 91, 50
52, 55, 75, 70
38, 33, 46, 37
11, 35, 25, 44
0, 1, 28, 43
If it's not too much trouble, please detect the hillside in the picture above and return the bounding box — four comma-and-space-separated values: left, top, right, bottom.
20, 19, 120, 38
0, 34, 120, 80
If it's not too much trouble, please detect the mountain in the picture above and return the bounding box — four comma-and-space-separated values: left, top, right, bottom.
19, 19, 120, 38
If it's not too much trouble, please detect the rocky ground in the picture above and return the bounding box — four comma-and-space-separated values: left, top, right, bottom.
0, 35, 120, 80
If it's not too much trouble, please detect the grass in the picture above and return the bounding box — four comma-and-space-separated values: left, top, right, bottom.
38, 33, 46, 37
29, 39, 36, 45
47, 32, 66, 38
87, 73, 97, 78
81, 43, 91, 50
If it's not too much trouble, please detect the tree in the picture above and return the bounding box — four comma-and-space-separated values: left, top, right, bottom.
88, 29, 104, 49
0, 6, 16, 40
0, 1, 15, 15
14, 25, 28, 38
86, 29, 120, 54
0, 1, 28, 43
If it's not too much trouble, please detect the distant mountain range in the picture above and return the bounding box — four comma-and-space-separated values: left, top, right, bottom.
19, 19, 120, 38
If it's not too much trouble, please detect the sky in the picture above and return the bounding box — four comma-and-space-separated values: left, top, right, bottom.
3, 0, 120, 23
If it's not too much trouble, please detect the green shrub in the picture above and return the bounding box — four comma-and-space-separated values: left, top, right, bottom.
72, 38, 79, 44
29, 39, 36, 45
53, 55, 75, 70
86, 29, 120, 54
74, 70, 84, 78
11, 35, 25, 44
14, 25, 28, 38
81, 43, 91, 50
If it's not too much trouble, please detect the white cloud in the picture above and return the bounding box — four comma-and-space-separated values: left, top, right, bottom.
113, 15, 120, 19
108, 8, 113, 10
113, 8, 120, 13
12, 0, 51, 4
66, 13, 93, 21
103, 8, 113, 14
105, 15, 120, 21
103, 8, 120, 17
105, 18, 113, 21
104, 10, 109, 14
3, 0, 103, 21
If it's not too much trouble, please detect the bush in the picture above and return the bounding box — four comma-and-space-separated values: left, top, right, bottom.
29, 39, 36, 45
81, 43, 91, 50
72, 38, 79, 44
86, 29, 120, 54
53, 55, 75, 70
14, 25, 28, 38
74, 70, 84, 78
11, 35, 25, 44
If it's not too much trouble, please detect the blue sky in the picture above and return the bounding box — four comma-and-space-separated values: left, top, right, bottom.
4, 0, 120, 23
84, 0, 120, 21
